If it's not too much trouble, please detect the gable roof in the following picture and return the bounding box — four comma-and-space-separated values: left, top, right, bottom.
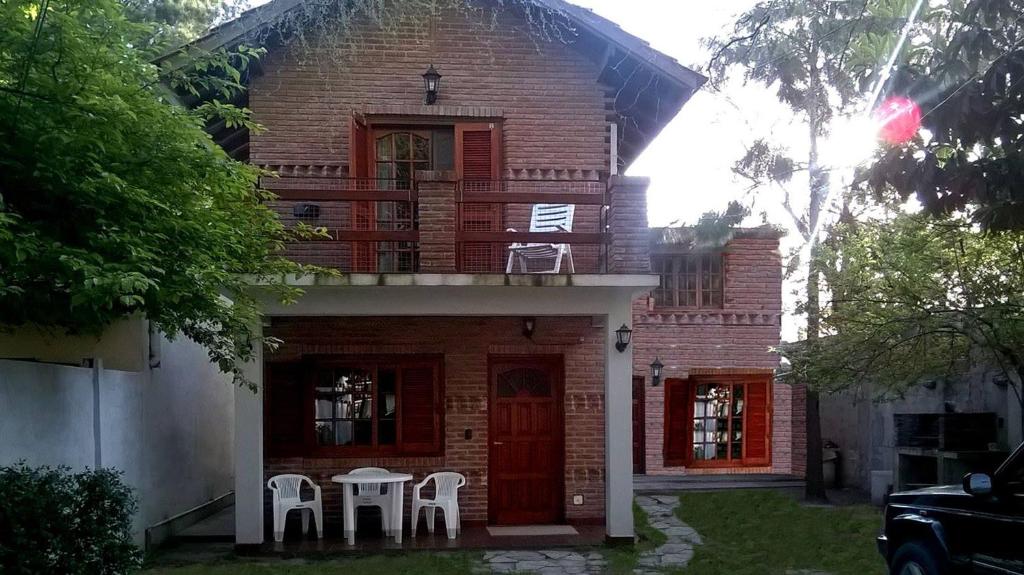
159, 0, 706, 168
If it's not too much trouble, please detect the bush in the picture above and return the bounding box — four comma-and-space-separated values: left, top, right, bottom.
0, 463, 142, 574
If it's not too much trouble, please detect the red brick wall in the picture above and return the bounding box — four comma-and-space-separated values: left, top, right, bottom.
251, 6, 615, 272
264, 316, 606, 527
633, 234, 802, 476
249, 8, 609, 176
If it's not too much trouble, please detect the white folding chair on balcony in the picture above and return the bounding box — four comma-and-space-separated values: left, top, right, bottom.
505, 203, 576, 273
267, 474, 323, 542
349, 467, 394, 533
411, 472, 467, 539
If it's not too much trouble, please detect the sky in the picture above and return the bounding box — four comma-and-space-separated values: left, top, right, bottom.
569, 0, 797, 226
563, 0, 824, 341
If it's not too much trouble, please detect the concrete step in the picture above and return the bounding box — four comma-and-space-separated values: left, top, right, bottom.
172, 505, 235, 543
634, 473, 805, 494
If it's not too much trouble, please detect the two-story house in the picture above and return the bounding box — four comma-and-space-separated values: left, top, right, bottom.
165, 0, 795, 548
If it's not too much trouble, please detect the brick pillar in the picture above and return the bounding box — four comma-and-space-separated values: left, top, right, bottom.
416, 170, 458, 273
607, 175, 651, 274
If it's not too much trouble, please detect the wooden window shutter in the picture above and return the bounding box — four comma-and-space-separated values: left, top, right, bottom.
349, 113, 376, 271
663, 379, 690, 466
455, 122, 503, 271
399, 362, 442, 454
455, 123, 501, 179
743, 376, 772, 465
264, 362, 307, 457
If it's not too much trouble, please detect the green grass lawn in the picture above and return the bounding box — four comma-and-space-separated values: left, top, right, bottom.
674, 490, 886, 575
141, 552, 477, 575
602, 500, 669, 573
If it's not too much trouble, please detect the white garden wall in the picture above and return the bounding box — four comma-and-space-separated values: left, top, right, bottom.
0, 321, 234, 547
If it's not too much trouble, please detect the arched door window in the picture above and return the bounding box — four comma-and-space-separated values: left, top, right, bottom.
375, 131, 431, 188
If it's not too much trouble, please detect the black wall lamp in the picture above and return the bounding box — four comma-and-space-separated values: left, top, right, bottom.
522, 317, 536, 339
422, 64, 442, 104
614, 323, 632, 352
650, 357, 664, 386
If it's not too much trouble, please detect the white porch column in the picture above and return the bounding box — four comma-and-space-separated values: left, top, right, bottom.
604, 299, 634, 539
234, 323, 264, 545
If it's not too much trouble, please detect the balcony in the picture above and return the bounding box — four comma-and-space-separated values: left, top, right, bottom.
263, 170, 650, 275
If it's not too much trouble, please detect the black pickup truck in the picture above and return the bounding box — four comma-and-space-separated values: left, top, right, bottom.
877, 442, 1024, 574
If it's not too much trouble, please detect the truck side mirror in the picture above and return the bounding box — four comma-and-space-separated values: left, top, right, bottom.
963, 472, 993, 497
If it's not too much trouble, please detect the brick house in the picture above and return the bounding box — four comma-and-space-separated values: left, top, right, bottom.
632, 227, 803, 478
162, 0, 796, 547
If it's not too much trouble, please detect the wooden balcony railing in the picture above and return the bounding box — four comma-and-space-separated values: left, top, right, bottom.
263, 174, 636, 275
263, 176, 420, 272
456, 180, 608, 273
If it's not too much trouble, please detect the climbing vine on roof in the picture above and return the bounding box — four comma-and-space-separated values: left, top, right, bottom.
171, 0, 580, 77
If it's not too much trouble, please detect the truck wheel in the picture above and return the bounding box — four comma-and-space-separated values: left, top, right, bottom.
890, 541, 948, 575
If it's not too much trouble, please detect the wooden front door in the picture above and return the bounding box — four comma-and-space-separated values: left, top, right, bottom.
488, 356, 564, 525
633, 376, 645, 474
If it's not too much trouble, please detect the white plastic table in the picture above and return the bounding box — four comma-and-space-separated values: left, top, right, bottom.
331, 472, 413, 545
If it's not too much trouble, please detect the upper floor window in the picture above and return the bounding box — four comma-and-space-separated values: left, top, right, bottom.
652, 253, 723, 309
375, 131, 432, 189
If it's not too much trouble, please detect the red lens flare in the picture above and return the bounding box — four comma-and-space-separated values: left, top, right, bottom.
873, 96, 922, 144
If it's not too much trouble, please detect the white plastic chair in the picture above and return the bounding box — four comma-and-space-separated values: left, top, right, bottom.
349, 467, 394, 533
506, 203, 576, 273
267, 474, 323, 542
411, 472, 466, 539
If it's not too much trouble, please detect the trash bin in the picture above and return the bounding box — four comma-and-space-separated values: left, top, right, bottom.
822, 447, 839, 488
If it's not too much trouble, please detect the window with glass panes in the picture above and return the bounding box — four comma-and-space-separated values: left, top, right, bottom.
691, 382, 745, 463
265, 356, 442, 457
652, 253, 723, 308
373, 131, 429, 272
314, 366, 396, 448
663, 374, 771, 468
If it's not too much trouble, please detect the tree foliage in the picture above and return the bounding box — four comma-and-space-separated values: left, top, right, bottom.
0, 0, 316, 387
706, 0, 915, 501
122, 0, 243, 47
866, 0, 1024, 230
785, 212, 1024, 409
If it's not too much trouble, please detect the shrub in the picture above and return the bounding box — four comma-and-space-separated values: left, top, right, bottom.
0, 463, 142, 574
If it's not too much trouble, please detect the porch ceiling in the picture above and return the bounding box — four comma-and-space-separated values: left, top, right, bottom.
245, 273, 658, 316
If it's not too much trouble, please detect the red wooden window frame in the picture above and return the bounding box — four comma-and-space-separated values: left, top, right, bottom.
348, 116, 504, 272
663, 374, 771, 468
264, 355, 444, 458
652, 253, 724, 309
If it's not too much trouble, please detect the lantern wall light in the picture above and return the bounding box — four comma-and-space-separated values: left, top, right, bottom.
614, 324, 632, 352
422, 64, 442, 105
650, 357, 664, 386
522, 317, 536, 339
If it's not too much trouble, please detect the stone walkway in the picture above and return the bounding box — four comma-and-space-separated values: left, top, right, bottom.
477, 549, 608, 574
475, 495, 702, 574
634, 494, 703, 574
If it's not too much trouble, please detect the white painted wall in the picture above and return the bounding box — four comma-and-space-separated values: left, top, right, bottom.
0, 360, 102, 470
0, 318, 148, 371
0, 320, 234, 546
